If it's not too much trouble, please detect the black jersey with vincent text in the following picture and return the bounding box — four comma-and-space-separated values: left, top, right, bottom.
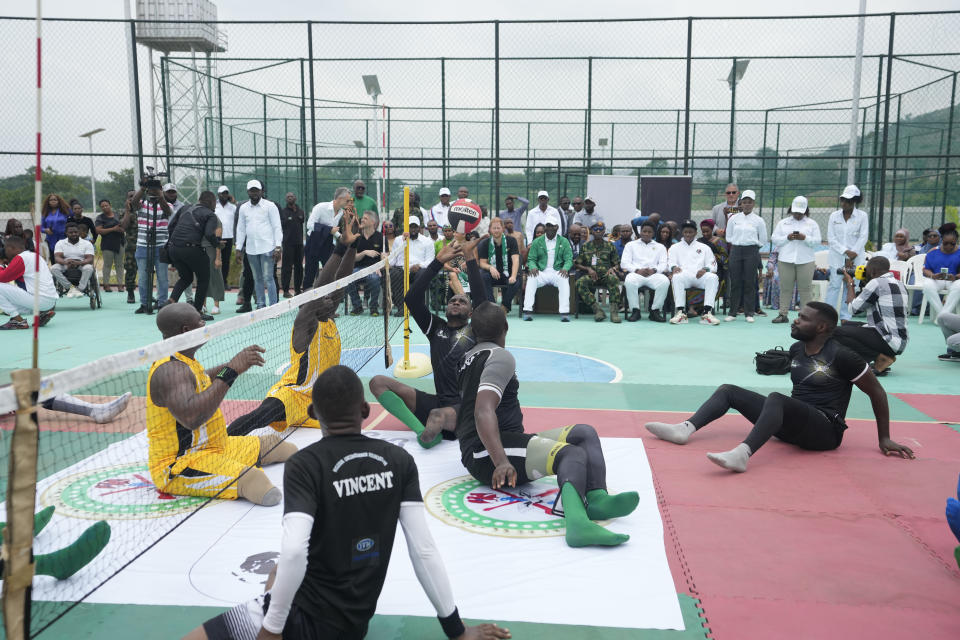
455, 342, 524, 461
789, 338, 869, 424
282, 433, 421, 633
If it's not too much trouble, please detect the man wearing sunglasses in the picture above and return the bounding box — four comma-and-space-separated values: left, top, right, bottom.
712, 183, 740, 237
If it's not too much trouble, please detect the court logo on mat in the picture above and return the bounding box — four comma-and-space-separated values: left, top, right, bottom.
426, 475, 604, 538
41, 463, 207, 520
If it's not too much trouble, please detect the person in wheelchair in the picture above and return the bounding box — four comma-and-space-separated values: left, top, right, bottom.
51, 222, 96, 299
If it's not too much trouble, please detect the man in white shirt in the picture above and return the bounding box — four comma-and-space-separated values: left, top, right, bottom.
304, 187, 351, 288
429, 187, 451, 227
711, 183, 740, 236
388, 215, 436, 315
724, 189, 768, 322
573, 196, 603, 229
668, 220, 721, 325
215, 185, 237, 288
236, 179, 283, 309
620, 220, 670, 322
826, 184, 869, 320
769, 195, 822, 323
523, 212, 573, 322
51, 222, 96, 298
0, 235, 57, 329
525, 190, 560, 244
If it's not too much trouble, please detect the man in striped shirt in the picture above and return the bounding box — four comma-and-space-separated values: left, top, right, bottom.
834, 256, 908, 375
131, 182, 174, 315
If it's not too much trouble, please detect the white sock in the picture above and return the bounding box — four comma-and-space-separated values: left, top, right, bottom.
644, 420, 696, 445
47, 394, 96, 415
706, 443, 752, 473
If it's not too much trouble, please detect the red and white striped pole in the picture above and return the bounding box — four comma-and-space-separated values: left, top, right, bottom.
32, 0, 43, 368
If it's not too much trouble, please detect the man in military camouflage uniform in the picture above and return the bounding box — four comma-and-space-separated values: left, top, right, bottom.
575, 221, 622, 323
121, 190, 138, 304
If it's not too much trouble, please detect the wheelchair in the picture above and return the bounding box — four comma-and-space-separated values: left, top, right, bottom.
53, 265, 102, 309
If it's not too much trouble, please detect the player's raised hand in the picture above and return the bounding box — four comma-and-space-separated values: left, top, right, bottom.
460, 234, 485, 260
341, 210, 359, 245
458, 623, 512, 639
436, 241, 463, 264
229, 345, 266, 374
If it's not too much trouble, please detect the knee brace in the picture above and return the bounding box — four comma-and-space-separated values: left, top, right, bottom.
259, 433, 298, 465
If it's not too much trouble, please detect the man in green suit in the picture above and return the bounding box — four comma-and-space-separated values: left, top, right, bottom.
522, 212, 573, 322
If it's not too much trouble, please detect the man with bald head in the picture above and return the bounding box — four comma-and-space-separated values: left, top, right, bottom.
353, 179, 378, 218
146, 303, 296, 505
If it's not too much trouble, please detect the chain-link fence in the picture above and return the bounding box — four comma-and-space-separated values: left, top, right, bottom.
2, 12, 959, 244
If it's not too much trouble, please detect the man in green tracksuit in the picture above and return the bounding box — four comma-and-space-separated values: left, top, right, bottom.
522, 211, 573, 322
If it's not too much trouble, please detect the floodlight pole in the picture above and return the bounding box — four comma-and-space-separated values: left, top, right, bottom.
847, 0, 868, 185
80, 128, 105, 211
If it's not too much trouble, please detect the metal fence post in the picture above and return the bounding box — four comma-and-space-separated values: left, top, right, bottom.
728, 57, 737, 183
869, 55, 883, 235
160, 55, 171, 176
586, 56, 593, 173
941, 71, 957, 226
494, 20, 501, 211
441, 57, 447, 183
683, 17, 692, 175
876, 13, 895, 248
890, 94, 902, 233
263, 94, 268, 182
770, 124, 781, 220
760, 109, 769, 222
387, 106, 392, 210
129, 19, 144, 175
218, 78, 225, 183
307, 21, 318, 206
299, 59, 307, 201
674, 110, 680, 175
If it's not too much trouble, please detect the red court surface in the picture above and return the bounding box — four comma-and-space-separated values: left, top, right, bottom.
894, 393, 960, 424
374, 405, 960, 639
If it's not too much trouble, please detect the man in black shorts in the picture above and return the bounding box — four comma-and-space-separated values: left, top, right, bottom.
644, 301, 916, 472
455, 302, 639, 548
369, 238, 487, 448
185, 366, 510, 640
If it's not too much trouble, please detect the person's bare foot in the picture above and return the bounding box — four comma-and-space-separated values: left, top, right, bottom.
875, 353, 896, 373
418, 425, 443, 448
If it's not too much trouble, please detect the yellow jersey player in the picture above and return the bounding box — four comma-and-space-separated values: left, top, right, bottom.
227, 209, 360, 437
147, 303, 297, 505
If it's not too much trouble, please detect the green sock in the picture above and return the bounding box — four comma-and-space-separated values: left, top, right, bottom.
35, 521, 111, 580
376, 390, 441, 448
0, 505, 56, 539
561, 483, 629, 548
955, 546, 960, 572
586, 489, 640, 521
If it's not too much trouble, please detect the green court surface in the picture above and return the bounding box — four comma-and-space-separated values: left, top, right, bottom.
2, 290, 958, 639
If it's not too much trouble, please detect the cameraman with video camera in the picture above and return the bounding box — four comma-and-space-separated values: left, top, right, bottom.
833, 255, 908, 376
131, 168, 173, 315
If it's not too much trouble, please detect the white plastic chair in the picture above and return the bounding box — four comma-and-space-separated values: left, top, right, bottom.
903, 254, 936, 324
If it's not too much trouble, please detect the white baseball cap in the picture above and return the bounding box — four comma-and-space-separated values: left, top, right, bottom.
740, 189, 756, 201
584, 195, 596, 204
790, 195, 808, 213
162, 183, 177, 192
217, 185, 229, 194
439, 187, 451, 196
544, 212, 561, 226
537, 190, 549, 199
246, 179, 263, 191
408, 215, 421, 226
841, 184, 860, 199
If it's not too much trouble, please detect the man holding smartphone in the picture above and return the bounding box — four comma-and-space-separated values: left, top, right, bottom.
711, 183, 740, 237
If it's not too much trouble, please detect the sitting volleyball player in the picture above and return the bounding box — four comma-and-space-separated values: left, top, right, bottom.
147, 303, 297, 505
227, 209, 360, 436
645, 301, 915, 472
184, 366, 511, 640
369, 234, 487, 448
0, 507, 110, 581
456, 302, 639, 547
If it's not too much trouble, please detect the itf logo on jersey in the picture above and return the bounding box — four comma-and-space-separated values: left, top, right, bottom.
41, 463, 207, 520
426, 475, 610, 538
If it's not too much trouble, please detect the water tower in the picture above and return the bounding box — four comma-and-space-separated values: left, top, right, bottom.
135, 0, 226, 200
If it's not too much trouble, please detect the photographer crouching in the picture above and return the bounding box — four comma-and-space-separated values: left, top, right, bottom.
834, 256, 909, 376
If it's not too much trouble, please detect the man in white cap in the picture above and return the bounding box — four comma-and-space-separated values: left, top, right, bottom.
769, 195, 821, 323
826, 184, 869, 321
235, 179, 283, 309
387, 215, 436, 316
162, 183, 186, 216
523, 211, 573, 322
215, 186, 236, 288
724, 189, 767, 322
573, 196, 603, 229
429, 188, 452, 228
525, 190, 560, 244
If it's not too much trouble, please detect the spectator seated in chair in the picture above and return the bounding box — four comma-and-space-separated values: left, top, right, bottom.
522, 213, 572, 322
575, 221, 623, 323
477, 217, 521, 314
51, 222, 95, 299
667, 220, 721, 326
921, 226, 960, 321
620, 221, 669, 323
834, 256, 908, 376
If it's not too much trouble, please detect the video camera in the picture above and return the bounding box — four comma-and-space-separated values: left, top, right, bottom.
836, 264, 868, 281
140, 166, 168, 191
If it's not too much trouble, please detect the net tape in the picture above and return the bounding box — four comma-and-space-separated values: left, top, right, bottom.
0, 259, 386, 415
